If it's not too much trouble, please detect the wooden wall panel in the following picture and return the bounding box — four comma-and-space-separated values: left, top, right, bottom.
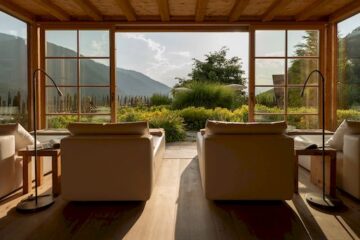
130, 0, 159, 16
89, 0, 124, 16
169, 0, 196, 16
206, 0, 235, 16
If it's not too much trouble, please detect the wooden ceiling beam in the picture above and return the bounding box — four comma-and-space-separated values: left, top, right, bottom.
114, 0, 136, 22
156, 0, 170, 22
262, 0, 291, 22
295, 0, 328, 21
32, 0, 70, 21
0, 0, 35, 23
73, 0, 103, 21
229, 0, 250, 22
195, 0, 209, 22
329, 0, 360, 23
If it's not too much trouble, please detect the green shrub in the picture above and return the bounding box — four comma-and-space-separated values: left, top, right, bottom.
337, 109, 360, 125
172, 82, 239, 110
179, 106, 249, 130
117, 107, 186, 142
47, 115, 78, 129
150, 94, 172, 106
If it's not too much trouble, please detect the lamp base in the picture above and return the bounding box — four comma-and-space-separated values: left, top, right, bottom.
16, 194, 55, 213
305, 193, 342, 209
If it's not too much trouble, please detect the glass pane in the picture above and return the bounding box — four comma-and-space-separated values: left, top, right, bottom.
46, 59, 77, 86
287, 59, 319, 85
79, 30, 109, 57
80, 59, 110, 85
255, 30, 285, 57
337, 13, 360, 128
255, 87, 285, 113
46, 87, 78, 113
46, 115, 78, 129
255, 115, 285, 122
80, 87, 110, 114
288, 30, 319, 57
80, 115, 111, 123
287, 87, 318, 113
255, 59, 285, 85
46, 30, 77, 57
0, 12, 28, 127
287, 115, 319, 129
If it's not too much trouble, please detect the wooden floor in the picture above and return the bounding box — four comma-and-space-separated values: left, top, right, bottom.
0, 142, 360, 240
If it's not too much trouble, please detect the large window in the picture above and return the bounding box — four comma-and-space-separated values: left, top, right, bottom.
0, 12, 28, 127
45, 30, 110, 128
337, 13, 360, 126
254, 30, 320, 129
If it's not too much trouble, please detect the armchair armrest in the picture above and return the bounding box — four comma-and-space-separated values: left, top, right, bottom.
342, 134, 360, 198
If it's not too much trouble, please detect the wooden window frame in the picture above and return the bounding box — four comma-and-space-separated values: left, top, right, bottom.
249, 25, 325, 128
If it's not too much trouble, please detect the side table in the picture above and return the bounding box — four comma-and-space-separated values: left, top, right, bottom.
18, 148, 61, 196
294, 148, 337, 196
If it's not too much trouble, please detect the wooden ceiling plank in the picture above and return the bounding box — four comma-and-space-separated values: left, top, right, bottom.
195, 0, 209, 22
0, 0, 35, 23
329, 0, 360, 23
156, 0, 170, 21
262, 0, 292, 22
229, 0, 250, 22
32, 0, 70, 21
113, 0, 136, 21
295, 0, 328, 22
73, 0, 103, 21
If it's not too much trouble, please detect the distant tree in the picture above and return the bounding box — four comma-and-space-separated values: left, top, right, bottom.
175, 47, 246, 92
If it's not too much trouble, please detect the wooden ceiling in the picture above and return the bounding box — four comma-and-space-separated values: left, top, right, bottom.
0, 0, 359, 24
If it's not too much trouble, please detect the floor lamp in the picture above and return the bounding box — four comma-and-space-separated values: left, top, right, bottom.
301, 69, 342, 209
16, 69, 63, 212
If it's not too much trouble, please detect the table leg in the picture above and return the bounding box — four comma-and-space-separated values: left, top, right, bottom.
52, 154, 61, 196
36, 156, 43, 186
22, 156, 32, 194
294, 154, 299, 194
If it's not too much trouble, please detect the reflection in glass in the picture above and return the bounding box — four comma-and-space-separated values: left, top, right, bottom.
287, 59, 319, 85
46, 87, 78, 113
0, 12, 28, 127
46, 115, 78, 129
46, 30, 77, 57
255, 87, 285, 113
287, 87, 318, 113
79, 30, 109, 57
255, 30, 285, 57
288, 30, 319, 57
255, 59, 285, 85
46, 59, 77, 86
80, 59, 110, 85
287, 115, 319, 129
80, 87, 110, 114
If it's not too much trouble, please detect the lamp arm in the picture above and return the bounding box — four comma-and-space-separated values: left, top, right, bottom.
300, 69, 324, 97
33, 68, 63, 96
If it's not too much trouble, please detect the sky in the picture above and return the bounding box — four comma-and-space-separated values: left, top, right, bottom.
116, 32, 249, 88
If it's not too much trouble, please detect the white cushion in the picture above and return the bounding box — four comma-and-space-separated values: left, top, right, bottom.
0, 123, 34, 150
68, 122, 149, 135
326, 120, 360, 151
205, 120, 287, 135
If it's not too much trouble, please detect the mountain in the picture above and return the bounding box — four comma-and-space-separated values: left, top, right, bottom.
0, 32, 171, 101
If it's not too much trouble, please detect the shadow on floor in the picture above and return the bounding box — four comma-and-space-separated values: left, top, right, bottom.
175, 157, 321, 240
27, 200, 145, 240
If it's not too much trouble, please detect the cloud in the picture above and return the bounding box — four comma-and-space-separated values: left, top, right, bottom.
170, 51, 191, 58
